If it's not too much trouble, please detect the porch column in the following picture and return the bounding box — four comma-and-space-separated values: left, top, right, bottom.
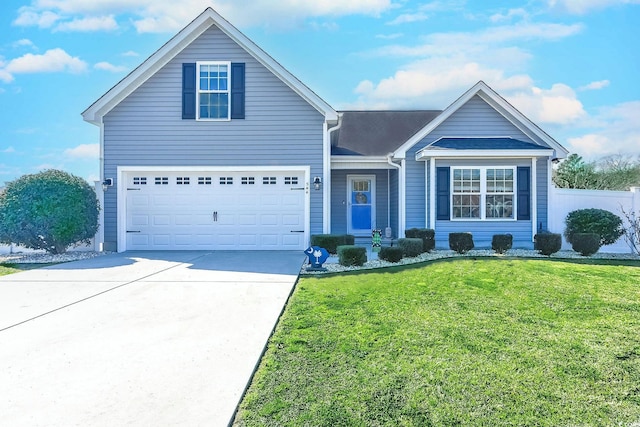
531, 157, 537, 241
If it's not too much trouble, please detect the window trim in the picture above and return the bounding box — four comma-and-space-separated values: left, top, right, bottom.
196, 61, 231, 121
450, 166, 517, 221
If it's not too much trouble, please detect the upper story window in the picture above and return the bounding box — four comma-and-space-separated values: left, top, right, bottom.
451, 167, 515, 220
197, 61, 230, 120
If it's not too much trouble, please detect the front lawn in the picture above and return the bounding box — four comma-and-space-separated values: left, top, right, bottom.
234, 258, 640, 426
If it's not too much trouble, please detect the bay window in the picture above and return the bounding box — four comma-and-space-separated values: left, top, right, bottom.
451, 167, 515, 220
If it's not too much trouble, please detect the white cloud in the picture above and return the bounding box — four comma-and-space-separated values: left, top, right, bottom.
548, 0, 640, 14
490, 8, 529, 23
507, 84, 586, 125
2, 147, 16, 153
13, 7, 60, 28
94, 61, 128, 73
386, 12, 429, 25
350, 21, 584, 118
566, 101, 640, 157
13, 39, 37, 49
122, 50, 139, 57
14, 0, 394, 33
375, 33, 403, 40
54, 15, 118, 32
64, 143, 100, 159
579, 80, 610, 91
1, 48, 87, 81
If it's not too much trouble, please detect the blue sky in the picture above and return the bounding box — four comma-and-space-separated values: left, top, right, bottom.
1, 0, 639, 185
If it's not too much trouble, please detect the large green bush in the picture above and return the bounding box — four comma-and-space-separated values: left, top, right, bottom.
571, 233, 601, 256
564, 208, 623, 246
0, 170, 99, 254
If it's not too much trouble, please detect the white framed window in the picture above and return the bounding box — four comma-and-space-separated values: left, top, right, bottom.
197, 61, 230, 120
451, 167, 516, 220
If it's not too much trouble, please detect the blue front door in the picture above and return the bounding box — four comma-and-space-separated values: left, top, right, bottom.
348, 176, 375, 235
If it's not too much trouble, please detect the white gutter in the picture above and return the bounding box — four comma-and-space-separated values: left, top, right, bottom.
386, 153, 402, 238
324, 113, 343, 233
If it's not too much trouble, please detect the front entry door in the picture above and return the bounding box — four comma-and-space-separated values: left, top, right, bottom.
347, 175, 375, 235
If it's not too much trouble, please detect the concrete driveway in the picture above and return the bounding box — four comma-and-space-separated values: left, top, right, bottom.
0, 251, 304, 426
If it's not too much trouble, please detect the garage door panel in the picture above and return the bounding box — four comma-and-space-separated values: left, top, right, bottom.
125, 171, 307, 250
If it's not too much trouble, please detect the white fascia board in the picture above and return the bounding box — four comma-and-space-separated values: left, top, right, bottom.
415, 148, 554, 161
82, 8, 337, 126
393, 81, 569, 160
331, 156, 396, 170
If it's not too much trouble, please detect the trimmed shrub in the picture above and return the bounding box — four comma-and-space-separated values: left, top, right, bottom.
404, 228, 435, 253
534, 232, 562, 256
491, 234, 513, 254
0, 169, 99, 254
564, 208, 623, 246
337, 245, 367, 267
571, 233, 601, 256
397, 238, 423, 258
310, 234, 355, 254
449, 232, 474, 254
378, 246, 403, 263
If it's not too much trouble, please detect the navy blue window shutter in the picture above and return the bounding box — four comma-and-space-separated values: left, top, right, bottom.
182, 63, 196, 119
436, 167, 450, 220
231, 63, 245, 119
517, 166, 531, 220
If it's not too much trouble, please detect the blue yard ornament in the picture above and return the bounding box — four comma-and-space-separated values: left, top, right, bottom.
304, 246, 330, 270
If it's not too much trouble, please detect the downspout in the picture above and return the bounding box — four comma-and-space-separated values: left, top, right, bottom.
386, 153, 401, 239
324, 112, 343, 234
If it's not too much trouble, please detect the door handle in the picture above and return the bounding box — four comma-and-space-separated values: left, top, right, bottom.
213, 211, 218, 222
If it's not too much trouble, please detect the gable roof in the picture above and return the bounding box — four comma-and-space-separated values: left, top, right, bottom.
331, 110, 441, 156
393, 81, 569, 160
82, 7, 338, 125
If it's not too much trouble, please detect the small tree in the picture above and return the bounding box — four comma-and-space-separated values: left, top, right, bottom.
620, 206, 640, 256
564, 208, 623, 247
0, 170, 99, 254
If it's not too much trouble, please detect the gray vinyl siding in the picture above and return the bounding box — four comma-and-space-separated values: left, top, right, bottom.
402, 95, 555, 249
330, 169, 396, 237
101, 25, 326, 248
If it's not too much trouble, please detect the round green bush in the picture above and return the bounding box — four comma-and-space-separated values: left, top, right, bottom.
492, 234, 513, 254
397, 238, 423, 257
404, 228, 435, 252
571, 233, 601, 256
449, 232, 474, 254
534, 233, 562, 256
378, 246, 403, 263
564, 208, 623, 246
0, 170, 99, 254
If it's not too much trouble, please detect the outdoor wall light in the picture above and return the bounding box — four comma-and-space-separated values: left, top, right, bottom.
313, 176, 322, 190
102, 178, 113, 192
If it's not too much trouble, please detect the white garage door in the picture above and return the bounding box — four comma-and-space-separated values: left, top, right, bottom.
124, 170, 307, 250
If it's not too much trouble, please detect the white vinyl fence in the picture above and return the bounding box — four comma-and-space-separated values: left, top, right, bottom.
548, 186, 640, 253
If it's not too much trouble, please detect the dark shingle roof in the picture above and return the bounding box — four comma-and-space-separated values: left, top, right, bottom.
427, 137, 546, 150
331, 110, 441, 156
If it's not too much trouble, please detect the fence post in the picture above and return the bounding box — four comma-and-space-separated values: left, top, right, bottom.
631, 187, 640, 213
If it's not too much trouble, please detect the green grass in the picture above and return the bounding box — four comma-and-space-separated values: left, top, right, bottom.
0, 263, 51, 276
234, 258, 640, 426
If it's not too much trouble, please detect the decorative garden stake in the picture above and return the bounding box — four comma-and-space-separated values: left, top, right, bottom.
372, 229, 382, 253
305, 246, 329, 271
